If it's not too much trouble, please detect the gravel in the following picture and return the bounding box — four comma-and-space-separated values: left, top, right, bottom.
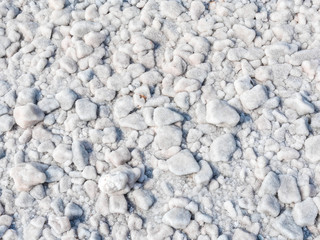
1, 0, 320, 239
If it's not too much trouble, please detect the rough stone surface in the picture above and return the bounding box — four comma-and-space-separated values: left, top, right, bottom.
210, 134, 237, 162
292, 198, 318, 227
13, 103, 44, 128
167, 149, 200, 176
162, 208, 191, 229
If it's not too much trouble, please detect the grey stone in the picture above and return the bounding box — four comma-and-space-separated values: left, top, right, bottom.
65, 202, 83, 220
273, 210, 303, 240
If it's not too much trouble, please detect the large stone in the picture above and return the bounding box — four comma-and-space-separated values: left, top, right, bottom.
13, 103, 44, 128
305, 135, 320, 163
75, 99, 97, 121
273, 210, 303, 240
210, 134, 237, 162
292, 198, 318, 227
206, 99, 240, 127
278, 175, 301, 204
153, 107, 184, 126
167, 149, 200, 176
162, 208, 191, 229
10, 163, 46, 192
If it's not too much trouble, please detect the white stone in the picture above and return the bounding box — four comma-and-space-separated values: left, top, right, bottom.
38, 98, 60, 114
109, 195, 127, 214
113, 51, 130, 71
106, 147, 131, 167
193, 160, 213, 185
273, 211, 303, 240
75, 99, 97, 121
233, 24, 256, 45
52, 144, 73, 165
70, 21, 101, 38
10, 163, 46, 192
155, 125, 182, 150
292, 198, 318, 227
210, 134, 237, 162
55, 88, 78, 111
119, 113, 147, 130
48, 0, 65, 10
60, 56, 78, 74
23, 216, 46, 240
153, 107, 184, 126
277, 147, 300, 161
72, 140, 89, 171
258, 171, 280, 196
234, 75, 253, 95
162, 208, 191, 229
189, 1, 205, 20
45, 165, 64, 183
17, 88, 38, 105
284, 93, 314, 116
257, 194, 280, 217
167, 149, 200, 176
0, 115, 14, 132
84, 32, 105, 48
160, 1, 185, 19
13, 103, 45, 128
113, 96, 135, 119
240, 85, 268, 110
139, 70, 162, 85
232, 229, 256, 240
163, 56, 187, 76
206, 99, 240, 127
132, 189, 154, 210
174, 78, 201, 92
278, 175, 301, 204
147, 223, 174, 240
305, 135, 320, 163
65, 202, 83, 220
48, 215, 71, 235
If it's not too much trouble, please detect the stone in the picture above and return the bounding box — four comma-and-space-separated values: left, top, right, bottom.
257, 194, 280, 217
17, 88, 38, 105
210, 134, 237, 162
278, 175, 301, 204
0, 115, 14, 132
106, 147, 131, 167
45, 165, 64, 183
155, 125, 182, 150
48, 216, 71, 235
10, 163, 46, 192
65, 202, 83, 220
75, 99, 97, 121
273, 210, 303, 240
72, 140, 89, 171
206, 99, 240, 127
160, 1, 185, 19
162, 208, 191, 229
119, 113, 147, 130
292, 198, 318, 227
55, 88, 78, 111
23, 216, 46, 240
234, 75, 253, 95
52, 144, 73, 165
240, 85, 268, 110
113, 96, 135, 119
193, 160, 213, 185
38, 98, 60, 114
60, 56, 78, 74
189, 1, 205, 20
48, 0, 65, 10
232, 228, 256, 240
109, 195, 127, 214
284, 93, 314, 116
147, 223, 174, 240
233, 24, 256, 45
70, 21, 101, 38
132, 189, 154, 210
305, 135, 320, 163
139, 70, 163, 85
13, 103, 45, 128
167, 149, 200, 176
153, 107, 184, 126
258, 171, 280, 196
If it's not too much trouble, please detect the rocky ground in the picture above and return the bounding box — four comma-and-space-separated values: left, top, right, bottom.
0, 0, 320, 239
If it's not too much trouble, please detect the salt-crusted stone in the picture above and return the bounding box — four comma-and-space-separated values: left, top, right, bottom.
174, 78, 201, 92
48, 0, 65, 10
119, 113, 147, 130
189, 1, 205, 20
206, 99, 240, 127
257, 194, 280, 217
113, 96, 135, 119
162, 208, 191, 229
210, 134, 237, 162
45, 165, 64, 183
132, 189, 154, 210
147, 223, 174, 240
48, 215, 71, 235
284, 93, 314, 116
65, 202, 83, 220
193, 160, 213, 185
0, 115, 14, 132
52, 144, 73, 165
290, 49, 320, 66
55, 88, 78, 111
17, 88, 38, 105
153, 107, 184, 126
277, 147, 300, 161
109, 195, 127, 214
234, 75, 253, 95
233, 24, 256, 45
23, 216, 46, 240
163, 56, 187, 76
60, 56, 78, 74
305, 135, 320, 163
75, 99, 97, 121
292, 198, 318, 227
70, 21, 101, 38
72, 140, 89, 171
155, 125, 182, 150
38, 98, 60, 114
106, 147, 131, 167
84, 32, 105, 48
167, 149, 200, 176
13, 103, 45, 128
98, 165, 141, 195
160, 1, 185, 19
139, 70, 162, 85
278, 175, 301, 204
258, 171, 280, 196
240, 85, 268, 110
273, 211, 303, 240
113, 51, 130, 71
10, 163, 46, 192
232, 228, 256, 240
